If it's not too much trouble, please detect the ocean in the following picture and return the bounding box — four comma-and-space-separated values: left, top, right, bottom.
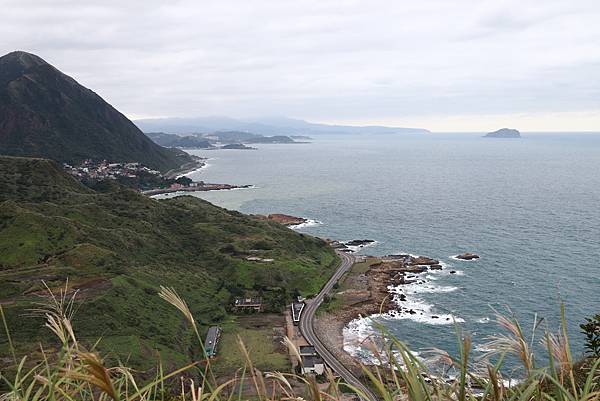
161, 132, 600, 365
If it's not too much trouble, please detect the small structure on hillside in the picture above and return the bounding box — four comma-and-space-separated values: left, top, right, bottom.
233, 297, 263, 312
204, 326, 221, 358
299, 345, 316, 356
299, 345, 325, 375
302, 356, 325, 375
291, 300, 305, 325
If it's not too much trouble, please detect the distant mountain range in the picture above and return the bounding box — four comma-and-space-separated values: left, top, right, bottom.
145, 130, 299, 148
135, 116, 430, 136
0, 51, 192, 172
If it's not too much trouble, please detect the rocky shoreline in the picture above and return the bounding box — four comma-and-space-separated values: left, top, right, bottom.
330, 239, 376, 253
330, 254, 445, 323
259, 213, 308, 226
314, 252, 455, 369
163, 156, 207, 179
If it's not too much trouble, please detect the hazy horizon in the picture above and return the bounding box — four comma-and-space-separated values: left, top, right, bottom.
3, 0, 600, 131
133, 115, 600, 134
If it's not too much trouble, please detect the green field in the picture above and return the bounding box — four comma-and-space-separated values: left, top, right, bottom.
211, 315, 290, 376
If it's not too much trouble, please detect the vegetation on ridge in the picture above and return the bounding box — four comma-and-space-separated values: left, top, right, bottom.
0, 156, 337, 369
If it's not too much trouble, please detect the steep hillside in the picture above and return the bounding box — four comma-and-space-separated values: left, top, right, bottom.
0, 51, 191, 172
0, 156, 337, 368
146, 132, 213, 148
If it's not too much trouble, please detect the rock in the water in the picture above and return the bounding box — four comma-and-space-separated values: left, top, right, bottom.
484, 128, 521, 138
455, 252, 480, 260
410, 256, 440, 265
405, 265, 429, 273
430, 264, 443, 270
345, 239, 375, 247
265, 213, 307, 226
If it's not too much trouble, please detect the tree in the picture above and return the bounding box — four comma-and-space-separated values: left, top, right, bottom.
580, 314, 600, 357
175, 176, 192, 186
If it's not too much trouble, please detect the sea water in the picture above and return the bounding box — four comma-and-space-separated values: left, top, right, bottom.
166, 132, 600, 364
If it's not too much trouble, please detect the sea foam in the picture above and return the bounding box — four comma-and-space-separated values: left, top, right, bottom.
343, 240, 378, 253
290, 219, 323, 230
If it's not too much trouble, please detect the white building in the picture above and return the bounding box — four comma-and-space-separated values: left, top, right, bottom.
301, 355, 325, 375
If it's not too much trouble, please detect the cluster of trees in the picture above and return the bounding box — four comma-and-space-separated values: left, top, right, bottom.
83, 172, 194, 191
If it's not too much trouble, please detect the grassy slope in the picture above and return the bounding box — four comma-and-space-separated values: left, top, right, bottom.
0, 156, 338, 369
211, 315, 289, 375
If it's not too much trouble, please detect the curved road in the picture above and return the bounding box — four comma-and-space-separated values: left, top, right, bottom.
299, 251, 378, 401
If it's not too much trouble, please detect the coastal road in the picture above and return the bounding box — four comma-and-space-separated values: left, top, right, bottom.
299, 251, 378, 401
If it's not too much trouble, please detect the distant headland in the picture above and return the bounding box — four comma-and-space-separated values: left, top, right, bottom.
484, 128, 521, 138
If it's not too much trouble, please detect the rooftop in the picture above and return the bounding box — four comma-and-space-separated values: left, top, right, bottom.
302, 355, 324, 368
204, 326, 220, 347
299, 345, 316, 355
234, 297, 262, 305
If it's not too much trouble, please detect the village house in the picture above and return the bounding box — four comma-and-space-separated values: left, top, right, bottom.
299, 346, 325, 375
233, 297, 263, 312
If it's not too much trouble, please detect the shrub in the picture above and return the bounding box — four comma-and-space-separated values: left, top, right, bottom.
581, 313, 600, 357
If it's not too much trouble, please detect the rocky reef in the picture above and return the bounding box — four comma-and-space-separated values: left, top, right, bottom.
260, 213, 308, 226
329, 239, 376, 253
455, 252, 480, 260
329, 254, 444, 322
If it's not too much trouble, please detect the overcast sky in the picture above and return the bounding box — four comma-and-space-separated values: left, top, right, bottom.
2, 0, 600, 131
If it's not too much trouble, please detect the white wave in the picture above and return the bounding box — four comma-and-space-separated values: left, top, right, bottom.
343, 316, 422, 366
385, 267, 463, 325
390, 283, 458, 295
180, 161, 211, 178
448, 270, 464, 276
343, 240, 378, 253
290, 219, 322, 229
386, 300, 464, 325
343, 316, 381, 365
391, 251, 420, 258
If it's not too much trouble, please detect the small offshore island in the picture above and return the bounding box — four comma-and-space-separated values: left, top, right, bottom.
484, 128, 522, 138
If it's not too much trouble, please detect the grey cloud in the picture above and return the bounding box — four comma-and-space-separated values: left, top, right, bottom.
1, 0, 600, 129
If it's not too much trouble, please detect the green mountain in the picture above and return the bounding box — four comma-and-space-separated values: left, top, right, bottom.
0, 51, 191, 172
0, 156, 337, 368
145, 131, 213, 148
